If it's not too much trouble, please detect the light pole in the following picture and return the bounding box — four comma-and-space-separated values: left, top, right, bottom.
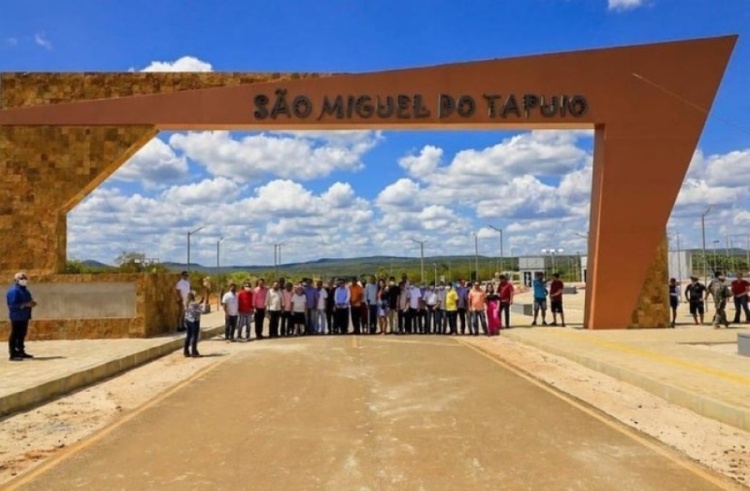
474, 233, 479, 282
712, 239, 720, 273
701, 206, 712, 284
411, 239, 425, 283
433, 262, 437, 285
541, 248, 564, 275
186, 225, 206, 274
729, 233, 750, 273
216, 236, 224, 309
488, 225, 504, 274
274, 242, 286, 279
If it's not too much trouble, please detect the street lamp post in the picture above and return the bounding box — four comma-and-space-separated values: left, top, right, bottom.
488, 225, 504, 275
701, 206, 712, 284
411, 239, 425, 283
712, 239, 721, 273
274, 242, 286, 279
216, 236, 224, 309
541, 248, 564, 276
186, 225, 206, 275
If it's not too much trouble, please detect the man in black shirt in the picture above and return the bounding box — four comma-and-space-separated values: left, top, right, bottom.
685, 276, 707, 325
325, 279, 336, 335
385, 277, 400, 334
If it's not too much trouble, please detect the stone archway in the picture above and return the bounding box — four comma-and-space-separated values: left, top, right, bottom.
0, 35, 737, 332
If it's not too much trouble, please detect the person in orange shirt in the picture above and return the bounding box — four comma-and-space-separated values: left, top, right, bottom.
349, 277, 364, 335
467, 282, 487, 336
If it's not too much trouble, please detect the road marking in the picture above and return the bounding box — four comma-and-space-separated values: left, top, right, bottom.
546, 330, 750, 386
456, 338, 737, 491
6, 355, 231, 490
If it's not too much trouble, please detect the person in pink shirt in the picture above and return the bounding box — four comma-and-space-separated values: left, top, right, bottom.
485, 284, 501, 336
253, 278, 268, 340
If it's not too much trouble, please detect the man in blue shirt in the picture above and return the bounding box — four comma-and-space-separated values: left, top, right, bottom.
532, 272, 548, 326
6, 272, 37, 361
303, 279, 318, 335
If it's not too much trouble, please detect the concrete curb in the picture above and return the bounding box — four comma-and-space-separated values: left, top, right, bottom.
502, 331, 750, 433
0, 324, 225, 417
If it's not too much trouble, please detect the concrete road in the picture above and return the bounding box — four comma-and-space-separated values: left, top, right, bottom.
11, 336, 736, 490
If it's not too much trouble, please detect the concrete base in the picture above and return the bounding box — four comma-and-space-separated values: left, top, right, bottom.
739, 332, 750, 357
0, 324, 224, 417
511, 303, 533, 316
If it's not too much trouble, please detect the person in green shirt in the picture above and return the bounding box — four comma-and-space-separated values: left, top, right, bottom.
710, 274, 731, 329
445, 284, 459, 335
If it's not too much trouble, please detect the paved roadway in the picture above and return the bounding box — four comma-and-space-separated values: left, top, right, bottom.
10, 336, 737, 490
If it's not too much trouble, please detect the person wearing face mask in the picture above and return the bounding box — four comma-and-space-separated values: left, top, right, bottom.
385, 277, 400, 334
222, 283, 239, 342
7, 272, 37, 361
236, 282, 254, 341
423, 283, 438, 334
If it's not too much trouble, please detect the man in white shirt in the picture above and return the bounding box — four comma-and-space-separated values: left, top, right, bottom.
435, 281, 447, 334
265, 281, 283, 338
333, 278, 350, 335
175, 271, 191, 332
407, 285, 422, 334
315, 280, 329, 335
423, 284, 438, 334
222, 283, 239, 342
291, 285, 307, 336
364, 275, 379, 335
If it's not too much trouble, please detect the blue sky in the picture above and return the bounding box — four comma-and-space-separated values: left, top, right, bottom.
1, 0, 749, 266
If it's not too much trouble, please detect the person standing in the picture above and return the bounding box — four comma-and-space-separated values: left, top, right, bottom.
445, 283, 459, 335
7, 272, 37, 361
468, 281, 487, 336
334, 278, 351, 335
435, 281, 447, 334
236, 282, 254, 340
281, 282, 294, 336
253, 279, 268, 340
183, 291, 202, 357
397, 281, 409, 334
710, 274, 731, 329
377, 279, 388, 335
486, 284, 501, 336
423, 284, 438, 334
222, 283, 239, 342
265, 281, 283, 338
325, 279, 336, 335
731, 272, 750, 324
498, 275, 514, 329
549, 273, 566, 327
291, 285, 307, 336
365, 275, 379, 335
456, 280, 469, 335
349, 277, 364, 335
175, 271, 191, 332
668, 278, 681, 328
685, 276, 707, 325
385, 277, 400, 334
531, 272, 548, 326
315, 280, 328, 335
407, 284, 422, 334
303, 279, 318, 335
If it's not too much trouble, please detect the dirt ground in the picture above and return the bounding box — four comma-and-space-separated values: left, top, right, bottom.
0, 334, 747, 489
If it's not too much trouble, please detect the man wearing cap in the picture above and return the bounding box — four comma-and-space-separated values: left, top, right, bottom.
6, 272, 37, 361
685, 276, 707, 325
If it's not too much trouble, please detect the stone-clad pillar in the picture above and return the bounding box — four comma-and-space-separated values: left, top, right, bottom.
628, 236, 670, 328
0, 126, 156, 275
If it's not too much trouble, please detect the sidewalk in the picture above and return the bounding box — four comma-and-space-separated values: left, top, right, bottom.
496, 324, 750, 432
0, 311, 226, 416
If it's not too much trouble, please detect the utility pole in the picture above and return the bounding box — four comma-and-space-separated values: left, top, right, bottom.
488, 225, 504, 274
411, 239, 425, 284
186, 225, 206, 274
701, 206, 712, 284
216, 236, 224, 309
474, 233, 479, 282
274, 242, 286, 279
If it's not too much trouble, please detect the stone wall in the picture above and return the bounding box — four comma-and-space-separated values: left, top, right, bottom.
0, 272, 180, 340
0, 72, 324, 276
629, 236, 670, 328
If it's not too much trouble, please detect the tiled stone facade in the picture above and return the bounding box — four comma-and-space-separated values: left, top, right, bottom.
0, 273, 180, 340
629, 237, 670, 329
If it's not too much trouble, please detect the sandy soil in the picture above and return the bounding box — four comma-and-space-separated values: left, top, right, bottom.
465, 336, 750, 487
1, 334, 748, 488
0, 340, 230, 485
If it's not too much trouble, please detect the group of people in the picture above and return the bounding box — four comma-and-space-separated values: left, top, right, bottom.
215, 275, 520, 340
670, 272, 750, 329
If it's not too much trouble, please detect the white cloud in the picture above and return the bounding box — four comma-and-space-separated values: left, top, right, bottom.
112, 137, 189, 187
169, 130, 380, 183
162, 177, 241, 205
34, 32, 52, 50
608, 0, 647, 11
135, 56, 213, 72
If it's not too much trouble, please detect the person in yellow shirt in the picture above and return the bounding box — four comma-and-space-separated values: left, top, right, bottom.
445, 283, 459, 335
